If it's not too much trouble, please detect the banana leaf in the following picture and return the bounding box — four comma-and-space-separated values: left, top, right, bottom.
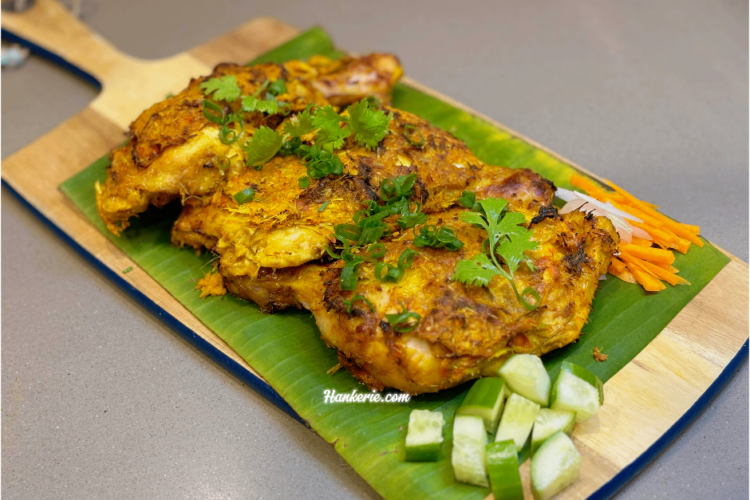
59, 27, 729, 500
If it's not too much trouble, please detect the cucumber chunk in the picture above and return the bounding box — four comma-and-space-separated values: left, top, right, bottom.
495, 393, 540, 451
531, 409, 576, 455
451, 415, 489, 487
550, 370, 599, 422
486, 440, 524, 500
457, 377, 509, 433
498, 354, 550, 406
531, 431, 581, 500
560, 361, 604, 405
405, 410, 445, 462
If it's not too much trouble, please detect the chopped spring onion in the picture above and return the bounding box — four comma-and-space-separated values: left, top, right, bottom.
318, 201, 329, 212
122, 266, 133, 274
403, 123, 425, 147
298, 176, 311, 188
368, 243, 386, 259
385, 303, 421, 333
216, 156, 231, 169
219, 113, 244, 145
233, 187, 255, 205
342, 294, 374, 314
202, 100, 225, 124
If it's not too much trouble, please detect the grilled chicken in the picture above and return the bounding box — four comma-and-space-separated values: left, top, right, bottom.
96, 54, 617, 394
95, 54, 403, 234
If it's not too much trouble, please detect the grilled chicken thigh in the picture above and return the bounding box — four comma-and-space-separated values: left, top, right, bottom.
95, 54, 402, 234
96, 54, 617, 394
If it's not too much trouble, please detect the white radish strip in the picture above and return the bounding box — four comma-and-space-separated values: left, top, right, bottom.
570, 192, 642, 222
555, 187, 579, 203
631, 227, 653, 240
559, 200, 587, 215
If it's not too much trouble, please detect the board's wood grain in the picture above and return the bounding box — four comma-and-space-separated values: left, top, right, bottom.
2, 3, 748, 499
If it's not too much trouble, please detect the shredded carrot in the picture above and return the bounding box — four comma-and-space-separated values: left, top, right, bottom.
625, 261, 666, 291
609, 256, 627, 273
609, 265, 637, 284
570, 174, 608, 196
629, 220, 674, 245
630, 236, 653, 247
567, 174, 700, 292
620, 244, 675, 265
619, 251, 689, 286
604, 179, 703, 247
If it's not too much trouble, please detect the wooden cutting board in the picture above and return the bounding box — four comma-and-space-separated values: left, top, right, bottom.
3, 1, 748, 499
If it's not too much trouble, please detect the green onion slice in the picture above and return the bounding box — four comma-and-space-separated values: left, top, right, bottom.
219, 113, 244, 145
368, 243, 387, 259
398, 249, 419, 269
233, 187, 255, 204
403, 124, 425, 148
318, 201, 329, 212
385, 304, 421, 333
342, 294, 375, 314
203, 100, 226, 125
216, 156, 231, 169
298, 176, 311, 188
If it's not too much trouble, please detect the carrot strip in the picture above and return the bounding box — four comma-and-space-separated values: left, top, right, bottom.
619, 251, 689, 286
605, 199, 664, 228
653, 261, 680, 273
609, 265, 637, 284
630, 236, 653, 247
570, 174, 608, 195
604, 179, 703, 247
628, 220, 673, 244
659, 227, 691, 254
609, 256, 627, 273
620, 243, 675, 265
682, 223, 700, 234
625, 261, 666, 291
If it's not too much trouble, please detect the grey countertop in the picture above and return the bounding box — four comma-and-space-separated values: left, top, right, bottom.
2, 1, 747, 499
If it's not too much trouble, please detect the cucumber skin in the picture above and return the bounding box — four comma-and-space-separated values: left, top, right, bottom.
486, 440, 524, 500
560, 361, 604, 405
404, 410, 444, 462
452, 415, 489, 487
498, 354, 551, 407
495, 393, 541, 451
531, 431, 581, 500
405, 442, 441, 462
531, 409, 576, 455
550, 370, 599, 422
456, 377, 508, 432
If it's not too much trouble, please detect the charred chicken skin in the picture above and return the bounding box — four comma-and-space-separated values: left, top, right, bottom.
96, 54, 617, 394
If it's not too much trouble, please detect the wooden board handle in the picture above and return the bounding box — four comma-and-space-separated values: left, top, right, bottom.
1, 0, 131, 84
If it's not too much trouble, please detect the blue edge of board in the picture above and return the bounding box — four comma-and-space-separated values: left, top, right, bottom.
4, 27, 747, 500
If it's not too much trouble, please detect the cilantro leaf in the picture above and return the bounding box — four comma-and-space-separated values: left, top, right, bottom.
241, 95, 281, 115
497, 232, 539, 275
495, 211, 527, 237
478, 197, 509, 224
240, 126, 284, 169
312, 106, 352, 149
347, 99, 391, 149
459, 211, 489, 230
200, 75, 241, 102
267, 79, 287, 96
284, 106, 316, 137
451, 196, 540, 310
452, 254, 501, 287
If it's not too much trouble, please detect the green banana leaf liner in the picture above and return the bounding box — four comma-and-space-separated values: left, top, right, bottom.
60, 27, 729, 500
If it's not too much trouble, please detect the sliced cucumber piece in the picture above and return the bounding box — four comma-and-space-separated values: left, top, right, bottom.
498, 354, 550, 406
405, 409, 445, 462
550, 370, 599, 422
531, 409, 576, 455
486, 440, 524, 500
457, 377, 508, 433
531, 431, 581, 500
560, 361, 604, 405
495, 393, 540, 451
451, 415, 489, 487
